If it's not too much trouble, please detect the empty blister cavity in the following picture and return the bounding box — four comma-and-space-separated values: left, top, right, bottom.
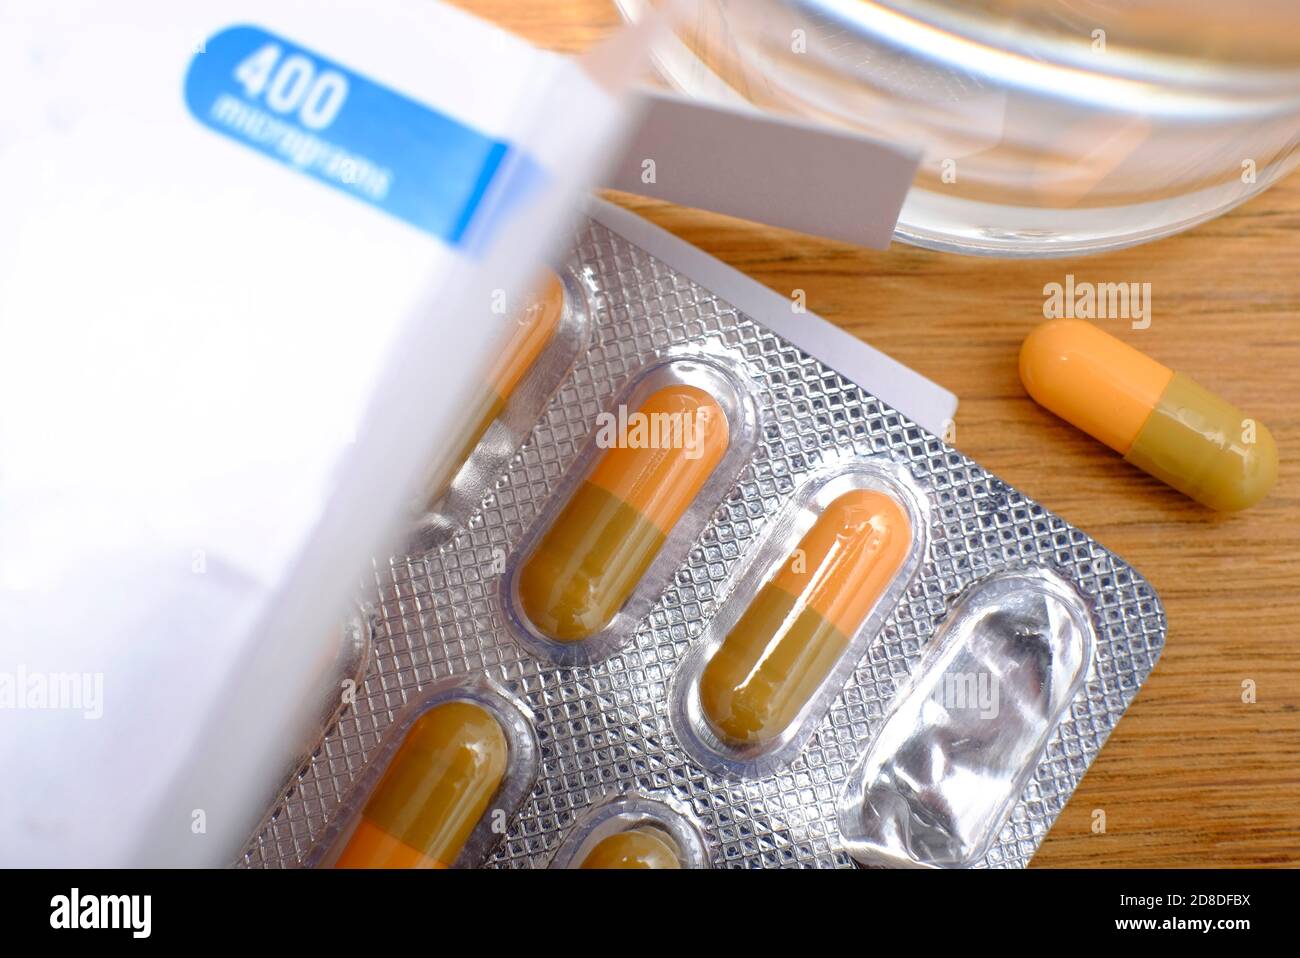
309, 676, 537, 869
505, 351, 757, 666
671, 460, 929, 778
411, 266, 591, 551
548, 794, 709, 869
837, 567, 1094, 868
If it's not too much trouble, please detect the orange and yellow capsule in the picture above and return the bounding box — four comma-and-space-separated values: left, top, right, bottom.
700, 489, 911, 747
579, 827, 683, 869
518, 383, 729, 642
334, 701, 508, 869
453, 270, 566, 466
1020, 319, 1277, 511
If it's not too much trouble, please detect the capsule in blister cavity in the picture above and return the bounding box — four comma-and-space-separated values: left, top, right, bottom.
700, 489, 911, 747
335, 701, 508, 869
517, 383, 729, 642
1020, 318, 1277, 511
580, 827, 683, 869
548, 794, 709, 869
837, 568, 1093, 868
453, 269, 566, 466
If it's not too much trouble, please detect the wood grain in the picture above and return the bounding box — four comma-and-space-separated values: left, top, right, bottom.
453, 0, 1300, 867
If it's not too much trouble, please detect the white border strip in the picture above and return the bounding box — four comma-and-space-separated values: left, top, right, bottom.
585, 197, 957, 436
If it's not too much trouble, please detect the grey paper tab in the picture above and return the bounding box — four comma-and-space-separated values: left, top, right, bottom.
606, 89, 920, 249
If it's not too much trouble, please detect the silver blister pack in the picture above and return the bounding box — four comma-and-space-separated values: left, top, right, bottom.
241, 208, 1166, 869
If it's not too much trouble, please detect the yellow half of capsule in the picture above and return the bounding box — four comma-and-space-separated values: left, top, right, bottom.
700, 489, 911, 747
334, 701, 508, 869
517, 383, 729, 642
579, 827, 682, 869
1020, 318, 1277, 511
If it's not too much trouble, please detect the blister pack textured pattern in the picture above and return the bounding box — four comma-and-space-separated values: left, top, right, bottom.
241, 214, 1166, 869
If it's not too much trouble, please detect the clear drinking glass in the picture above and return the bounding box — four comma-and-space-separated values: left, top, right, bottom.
618, 0, 1300, 256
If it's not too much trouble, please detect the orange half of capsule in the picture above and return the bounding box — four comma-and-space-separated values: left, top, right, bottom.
517, 382, 729, 642
1018, 317, 1172, 455
334, 701, 508, 869
486, 270, 566, 401
445, 269, 567, 475
700, 488, 912, 747
579, 827, 682, 869
1020, 318, 1277, 511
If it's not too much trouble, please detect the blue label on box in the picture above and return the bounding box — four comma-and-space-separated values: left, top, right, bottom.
184, 25, 540, 248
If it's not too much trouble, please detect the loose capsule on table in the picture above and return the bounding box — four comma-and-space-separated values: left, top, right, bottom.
1020, 318, 1277, 511
334, 701, 508, 869
700, 489, 911, 747
518, 383, 729, 642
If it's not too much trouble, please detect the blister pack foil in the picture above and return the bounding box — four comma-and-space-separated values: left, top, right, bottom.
241, 206, 1166, 869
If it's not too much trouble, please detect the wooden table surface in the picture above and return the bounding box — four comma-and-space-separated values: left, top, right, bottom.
456, 0, 1300, 867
